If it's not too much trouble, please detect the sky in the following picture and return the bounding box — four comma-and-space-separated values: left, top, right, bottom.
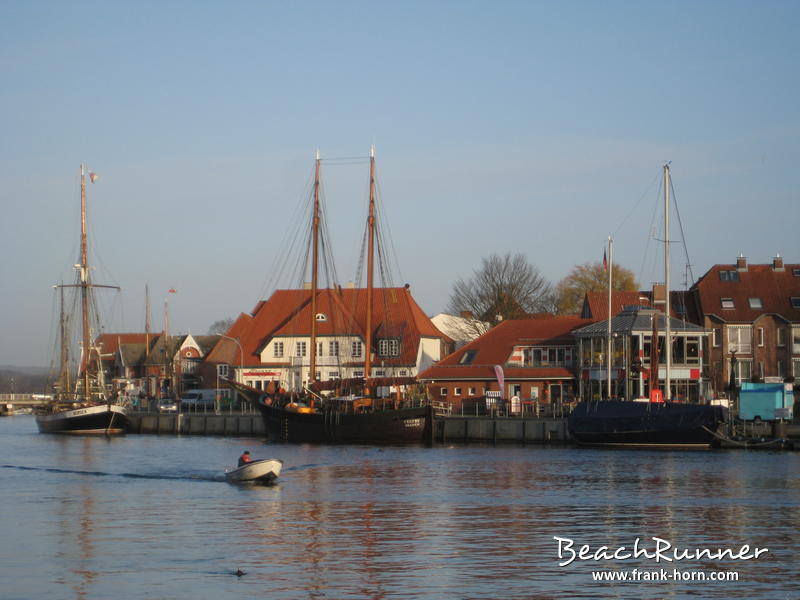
1, 0, 798, 367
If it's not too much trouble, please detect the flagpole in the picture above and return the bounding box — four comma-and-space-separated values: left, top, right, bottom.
606, 237, 613, 399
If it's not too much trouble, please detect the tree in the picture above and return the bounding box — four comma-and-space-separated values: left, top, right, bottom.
447, 253, 553, 336
554, 261, 638, 315
208, 317, 235, 335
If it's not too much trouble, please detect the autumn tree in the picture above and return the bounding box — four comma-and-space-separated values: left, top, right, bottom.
554, 261, 638, 315
447, 253, 553, 337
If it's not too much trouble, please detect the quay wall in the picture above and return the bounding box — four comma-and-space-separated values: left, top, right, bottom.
128, 413, 265, 436
435, 416, 570, 444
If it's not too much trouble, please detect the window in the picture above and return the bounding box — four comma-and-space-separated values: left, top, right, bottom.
777, 361, 784, 378
791, 297, 800, 309
315, 313, 327, 321
712, 328, 721, 347
794, 359, 800, 378
398, 370, 408, 376
778, 328, 785, 346
329, 341, 340, 356
758, 328, 764, 347
440, 388, 448, 397
749, 298, 763, 309
460, 350, 477, 365
721, 298, 735, 309
454, 387, 462, 396
378, 338, 400, 357
794, 329, 800, 353
719, 270, 739, 281
468, 387, 476, 396
317, 342, 323, 357
273, 342, 284, 358
735, 359, 752, 385
329, 371, 340, 379
295, 341, 307, 357
728, 326, 752, 354
353, 370, 364, 378
351, 341, 363, 358
216, 364, 230, 378
375, 370, 385, 377
793, 268, 800, 277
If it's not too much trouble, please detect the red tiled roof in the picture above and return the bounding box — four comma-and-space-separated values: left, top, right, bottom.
583, 291, 650, 320
418, 316, 591, 381
207, 286, 446, 367
95, 333, 156, 357
692, 262, 800, 323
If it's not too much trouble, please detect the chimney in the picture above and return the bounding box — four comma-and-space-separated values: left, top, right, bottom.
736, 255, 747, 272
773, 254, 784, 272
652, 284, 666, 306
460, 310, 474, 319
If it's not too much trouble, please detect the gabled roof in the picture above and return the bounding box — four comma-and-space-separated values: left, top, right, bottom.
95, 333, 156, 358
118, 343, 147, 367
205, 286, 447, 367
418, 316, 590, 381
144, 335, 184, 366
691, 261, 800, 323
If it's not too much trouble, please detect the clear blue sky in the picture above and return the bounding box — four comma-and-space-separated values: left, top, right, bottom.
1, 0, 798, 367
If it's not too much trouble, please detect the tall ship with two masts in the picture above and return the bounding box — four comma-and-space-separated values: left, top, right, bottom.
36, 166, 129, 435
228, 149, 435, 443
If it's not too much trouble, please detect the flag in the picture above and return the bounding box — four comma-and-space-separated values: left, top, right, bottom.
89, 172, 98, 183
603, 249, 607, 271
493, 365, 505, 400
168, 288, 177, 294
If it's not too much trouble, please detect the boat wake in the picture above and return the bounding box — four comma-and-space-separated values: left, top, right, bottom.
0, 464, 224, 482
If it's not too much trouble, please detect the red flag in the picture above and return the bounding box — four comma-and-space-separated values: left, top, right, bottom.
89, 172, 98, 183
168, 288, 177, 294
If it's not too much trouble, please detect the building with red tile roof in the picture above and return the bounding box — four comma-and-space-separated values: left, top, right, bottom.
200, 286, 449, 394
688, 255, 800, 393
417, 315, 591, 412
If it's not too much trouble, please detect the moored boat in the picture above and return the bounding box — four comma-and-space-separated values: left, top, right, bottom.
568, 164, 727, 448
35, 165, 129, 435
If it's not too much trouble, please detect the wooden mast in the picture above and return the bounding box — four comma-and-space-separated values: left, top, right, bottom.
309, 150, 321, 388
79, 165, 92, 402
364, 146, 376, 393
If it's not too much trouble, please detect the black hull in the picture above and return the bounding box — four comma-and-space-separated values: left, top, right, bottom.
256, 402, 432, 445
36, 404, 129, 435
568, 400, 726, 448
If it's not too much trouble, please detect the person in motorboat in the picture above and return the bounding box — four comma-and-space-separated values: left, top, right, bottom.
238, 450, 252, 467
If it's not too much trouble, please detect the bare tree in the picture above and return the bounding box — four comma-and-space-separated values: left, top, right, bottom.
208, 317, 235, 335
447, 253, 553, 337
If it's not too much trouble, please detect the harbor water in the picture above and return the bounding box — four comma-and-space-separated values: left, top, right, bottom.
1, 416, 798, 600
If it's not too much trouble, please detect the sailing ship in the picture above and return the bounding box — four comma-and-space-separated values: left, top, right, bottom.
229, 149, 432, 444
36, 166, 129, 435
568, 164, 727, 447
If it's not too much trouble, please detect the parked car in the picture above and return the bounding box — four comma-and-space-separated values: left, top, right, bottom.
158, 398, 177, 413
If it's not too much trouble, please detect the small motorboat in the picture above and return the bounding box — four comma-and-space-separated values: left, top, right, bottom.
225, 458, 283, 484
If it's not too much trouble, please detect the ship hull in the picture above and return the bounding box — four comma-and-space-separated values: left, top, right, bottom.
256, 402, 431, 445
35, 404, 129, 435
568, 400, 726, 448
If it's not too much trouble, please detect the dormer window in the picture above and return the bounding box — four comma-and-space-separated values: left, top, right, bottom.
721, 298, 735, 309
791, 297, 800, 309
315, 313, 327, 321
748, 298, 762, 309
719, 270, 739, 282
460, 350, 477, 365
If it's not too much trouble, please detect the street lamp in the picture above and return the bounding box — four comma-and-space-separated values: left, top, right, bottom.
219, 334, 244, 412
